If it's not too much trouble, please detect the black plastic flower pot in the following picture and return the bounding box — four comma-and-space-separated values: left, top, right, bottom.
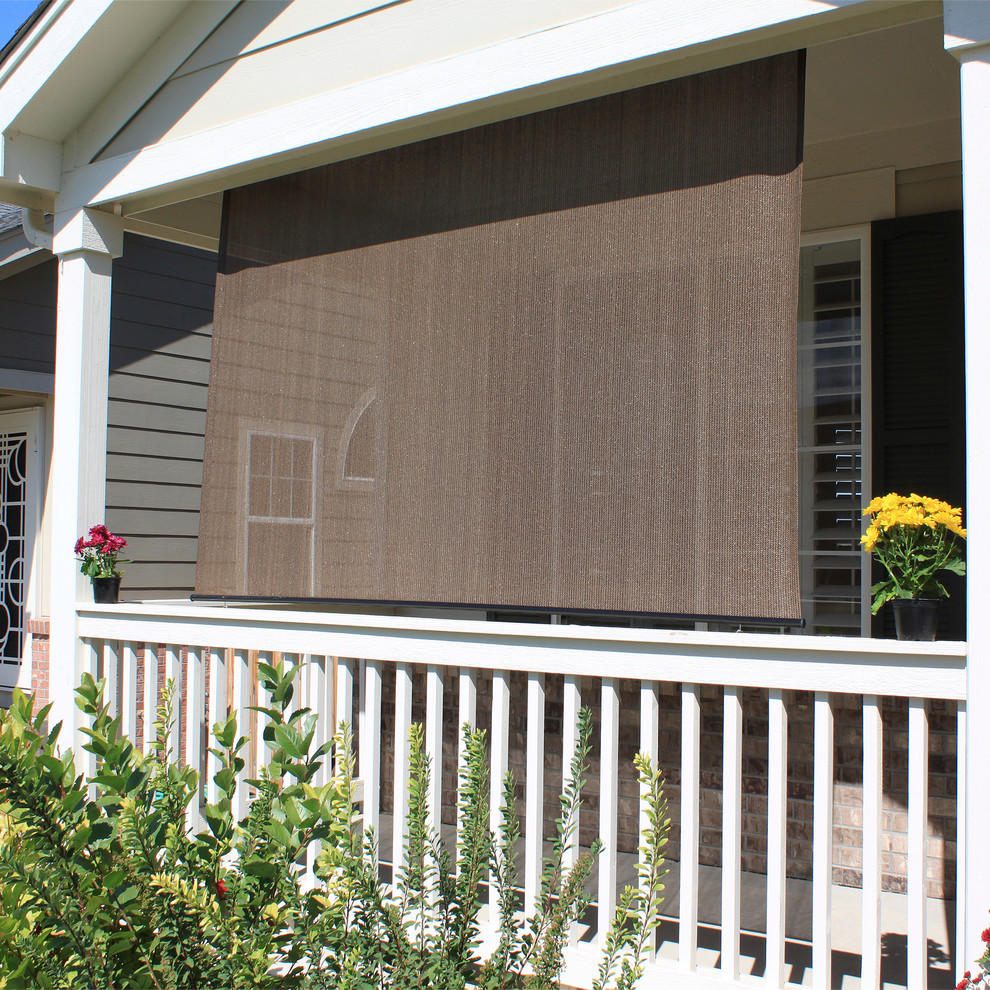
891, 598, 938, 641
92, 576, 121, 605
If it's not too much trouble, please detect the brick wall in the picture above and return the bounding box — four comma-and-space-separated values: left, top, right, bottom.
377, 666, 957, 899
27, 618, 50, 716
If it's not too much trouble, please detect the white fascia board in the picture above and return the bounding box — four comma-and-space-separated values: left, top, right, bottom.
58, 0, 926, 212
0, 0, 74, 92
0, 0, 114, 133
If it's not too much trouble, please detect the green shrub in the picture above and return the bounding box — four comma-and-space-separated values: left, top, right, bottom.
0, 658, 668, 989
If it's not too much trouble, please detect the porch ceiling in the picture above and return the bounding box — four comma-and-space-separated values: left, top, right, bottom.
129, 11, 964, 251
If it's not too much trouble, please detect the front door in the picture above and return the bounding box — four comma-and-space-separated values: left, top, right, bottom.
0, 408, 42, 691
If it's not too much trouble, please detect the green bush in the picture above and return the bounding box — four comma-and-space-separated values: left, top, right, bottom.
0, 658, 668, 989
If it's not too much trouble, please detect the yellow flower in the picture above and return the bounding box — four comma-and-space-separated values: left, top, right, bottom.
862, 492, 966, 553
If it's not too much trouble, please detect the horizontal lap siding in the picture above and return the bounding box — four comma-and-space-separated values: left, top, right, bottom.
0, 262, 57, 374
0, 234, 216, 601
108, 235, 216, 600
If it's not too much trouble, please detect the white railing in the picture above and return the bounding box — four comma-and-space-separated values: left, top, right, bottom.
74, 602, 968, 990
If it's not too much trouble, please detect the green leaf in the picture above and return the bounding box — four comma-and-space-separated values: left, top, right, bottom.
214, 713, 237, 750
115, 884, 140, 905
273, 725, 304, 759
266, 819, 292, 846
242, 858, 278, 879
89, 820, 114, 842
282, 795, 303, 829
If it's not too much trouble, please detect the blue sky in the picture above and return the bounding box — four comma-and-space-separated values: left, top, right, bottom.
0, 0, 40, 51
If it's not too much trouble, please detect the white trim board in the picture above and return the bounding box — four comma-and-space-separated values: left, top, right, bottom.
0, 370, 54, 395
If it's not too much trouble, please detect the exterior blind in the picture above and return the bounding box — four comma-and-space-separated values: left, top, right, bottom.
196, 52, 805, 623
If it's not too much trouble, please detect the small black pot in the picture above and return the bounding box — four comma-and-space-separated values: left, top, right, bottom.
92, 576, 121, 605
892, 598, 938, 641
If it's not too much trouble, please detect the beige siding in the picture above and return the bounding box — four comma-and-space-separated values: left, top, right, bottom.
97, 0, 632, 160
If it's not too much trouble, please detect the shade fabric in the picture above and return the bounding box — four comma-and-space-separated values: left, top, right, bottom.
196, 52, 805, 622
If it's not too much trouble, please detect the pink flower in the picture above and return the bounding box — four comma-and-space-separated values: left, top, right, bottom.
983, 927, 990, 944
88, 524, 110, 541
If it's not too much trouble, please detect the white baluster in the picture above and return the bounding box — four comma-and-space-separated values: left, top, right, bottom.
103, 639, 119, 719
767, 688, 788, 988
185, 646, 205, 831
120, 641, 139, 742
956, 700, 968, 982
142, 643, 159, 755
862, 695, 883, 990
598, 677, 619, 940
525, 671, 546, 919
679, 684, 701, 972
163, 644, 181, 762
393, 662, 413, 871
490, 671, 511, 848
78, 637, 101, 779
257, 651, 273, 771
640, 679, 660, 964
206, 647, 227, 807
561, 673, 581, 874
362, 660, 382, 839
721, 685, 742, 981
456, 666, 478, 861
425, 664, 444, 834
231, 648, 251, 820
908, 697, 929, 990
813, 692, 833, 990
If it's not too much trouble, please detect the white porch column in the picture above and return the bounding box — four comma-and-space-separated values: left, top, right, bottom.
48, 207, 123, 745
947, 1, 990, 966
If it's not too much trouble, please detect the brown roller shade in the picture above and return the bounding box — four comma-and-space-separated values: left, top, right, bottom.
196, 52, 805, 623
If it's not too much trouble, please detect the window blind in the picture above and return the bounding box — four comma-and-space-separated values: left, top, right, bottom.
196, 52, 806, 623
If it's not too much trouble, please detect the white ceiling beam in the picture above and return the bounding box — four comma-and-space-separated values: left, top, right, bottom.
58, 0, 931, 213
0, 131, 61, 196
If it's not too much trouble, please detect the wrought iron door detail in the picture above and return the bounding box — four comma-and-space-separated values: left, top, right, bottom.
0, 431, 27, 664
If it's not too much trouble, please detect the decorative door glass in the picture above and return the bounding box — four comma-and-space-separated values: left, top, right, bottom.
0, 429, 27, 665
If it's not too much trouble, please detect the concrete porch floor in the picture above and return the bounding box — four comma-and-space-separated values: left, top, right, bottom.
377, 814, 956, 989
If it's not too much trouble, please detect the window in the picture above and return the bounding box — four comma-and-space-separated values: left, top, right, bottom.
797, 231, 870, 637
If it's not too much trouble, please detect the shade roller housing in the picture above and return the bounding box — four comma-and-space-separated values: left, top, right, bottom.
196, 52, 805, 623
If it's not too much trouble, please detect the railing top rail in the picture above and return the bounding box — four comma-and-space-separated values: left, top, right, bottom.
75, 601, 967, 699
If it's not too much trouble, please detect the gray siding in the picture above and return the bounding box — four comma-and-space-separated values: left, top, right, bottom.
0, 233, 216, 601
0, 261, 57, 375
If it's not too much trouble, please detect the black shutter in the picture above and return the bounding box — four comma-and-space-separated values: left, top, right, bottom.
871, 211, 965, 639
